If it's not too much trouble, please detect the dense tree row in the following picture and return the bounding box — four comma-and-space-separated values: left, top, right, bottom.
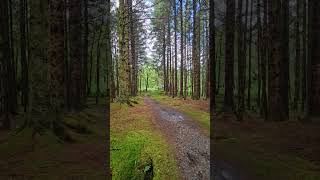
216, 0, 319, 121
149, 0, 320, 121
0, 0, 112, 136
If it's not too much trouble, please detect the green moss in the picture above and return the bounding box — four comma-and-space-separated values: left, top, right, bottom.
111, 130, 178, 180
111, 102, 178, 180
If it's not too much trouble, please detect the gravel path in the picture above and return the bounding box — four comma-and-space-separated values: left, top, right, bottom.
145, 97, 210, 179
145, 97, 245, 180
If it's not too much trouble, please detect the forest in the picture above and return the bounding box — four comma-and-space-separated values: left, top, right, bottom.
0, 0, 320, 179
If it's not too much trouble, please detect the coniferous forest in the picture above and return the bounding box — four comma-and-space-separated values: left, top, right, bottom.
0, 0, 320, 179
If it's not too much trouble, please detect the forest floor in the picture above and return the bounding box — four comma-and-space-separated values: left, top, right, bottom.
0, 99, 107, 179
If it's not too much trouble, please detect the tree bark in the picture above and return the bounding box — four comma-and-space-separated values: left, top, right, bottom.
309, 0, 320, 116
49, 0, 65, 125
20, 0, 28, 113
237, 0, 245, 121
224, 0, 235, 111
174, 0, 178, 97
180, 0, 184, 97
261, 0, 268, 120
247, 0, 253, 109
29, 0, 49, 130
301, 0, 307, 112
96, 22, 103, 104
0, 0, 11, 129
209, 0, 216, 111
83, 0, 89, 104
268, 0, 283, 121
69, 0, 83, 110
280, 0, 290, 120
294, 0, 301, 110
192, 0, 201, 100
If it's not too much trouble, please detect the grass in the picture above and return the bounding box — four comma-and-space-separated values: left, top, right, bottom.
111, 97, 178, 180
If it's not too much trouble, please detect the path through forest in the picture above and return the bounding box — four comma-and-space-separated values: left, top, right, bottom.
145, 97, 243, 180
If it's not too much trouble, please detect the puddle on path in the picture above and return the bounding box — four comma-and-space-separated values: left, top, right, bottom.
159, 108, 185, 122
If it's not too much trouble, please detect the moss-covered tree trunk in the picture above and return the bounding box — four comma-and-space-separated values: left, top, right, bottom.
29, 0, 49, 132
48, 0, 65, 124
69, 0, 83, 110
118, 0, 130, 103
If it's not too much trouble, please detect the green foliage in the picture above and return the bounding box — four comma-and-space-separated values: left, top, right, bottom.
139, 61, 162, 91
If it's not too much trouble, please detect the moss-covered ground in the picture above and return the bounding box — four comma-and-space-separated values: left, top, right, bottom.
110, 97, 178, 180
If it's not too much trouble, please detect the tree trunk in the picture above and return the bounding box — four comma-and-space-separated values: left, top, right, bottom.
9, 0, 17, 114
163, 25, 167, 92
88, 28, 97, 96
69, 0, 83, 110
247, 0, 253, 109
118, 0, 130, 102
294, 0, 301, 110
217, 31, 222, 95
105, 0, 111, 177
309, 0, 320, 116
29, 0, 49, 130
261, 0, 268, 119
180, 0, 184, 97
96, 22, 103, 105
49, 0, 65, 125
224, 0, 235, 111
268, 0, 283, 121
174, 0, 178, 97
301, 0, 307, 112
192, 0, 201, 100
280, 0, 290, 120
83, 0, 89, 104
237, 0, 245, 121
0, 0, 11, 129
128, 0, 136, 96
257, 0, 262, 108
209, 0, 216, 111
167, 12, 172, 96
20, 0, 28, 113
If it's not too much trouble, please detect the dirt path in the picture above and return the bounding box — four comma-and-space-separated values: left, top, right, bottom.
145, 97, 247, 180
145, 97, 210, 179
